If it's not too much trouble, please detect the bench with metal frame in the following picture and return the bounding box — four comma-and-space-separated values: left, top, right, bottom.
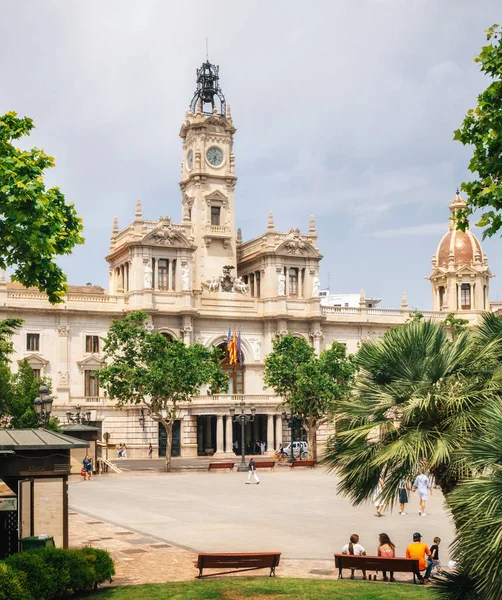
290, 459, 316, 469
195, 552, 281, 578
207, 462, 235, 472
254, 461, 276, 471
334, 554, 421, 583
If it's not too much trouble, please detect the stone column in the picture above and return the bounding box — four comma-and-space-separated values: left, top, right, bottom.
56, 325, 70, 404
266, 414, 275, 455
215, 415, 224, 455
181, 414, 198, 457
275, 413, 283, 447
154, 259, 159, 290
225, 415, 233, 454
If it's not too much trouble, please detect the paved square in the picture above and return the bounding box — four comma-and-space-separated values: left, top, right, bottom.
70, 469, 454, 562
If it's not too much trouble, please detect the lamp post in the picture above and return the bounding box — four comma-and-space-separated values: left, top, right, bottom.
34, 383, 53, 429
65, 404, 92, 425
103, 431, 111, 461
229, 401, 256, 472
282, 411, 302, 463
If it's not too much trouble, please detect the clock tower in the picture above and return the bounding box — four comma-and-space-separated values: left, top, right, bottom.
179, 61, 237, 290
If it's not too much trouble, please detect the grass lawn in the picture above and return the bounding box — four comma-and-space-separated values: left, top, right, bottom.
83, 578, 435, 600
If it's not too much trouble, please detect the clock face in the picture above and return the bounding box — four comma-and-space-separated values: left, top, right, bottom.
187, 150, 193, 170
206, 146, 223, 166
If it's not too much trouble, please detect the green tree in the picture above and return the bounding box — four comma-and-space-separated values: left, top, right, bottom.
0, 112, 84, 303
0, 317, 23, 362
324, 319, 501, 503
441, 313, 470, 338
98, 311, 228, 470
454, 25, 502, 238
263, 335, 356, 461
7, 359, 58, 430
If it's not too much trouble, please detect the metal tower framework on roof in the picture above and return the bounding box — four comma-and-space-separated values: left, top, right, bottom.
190, 61, 226, 116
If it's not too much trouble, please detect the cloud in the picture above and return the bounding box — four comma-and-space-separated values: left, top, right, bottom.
373, 223, 446, 238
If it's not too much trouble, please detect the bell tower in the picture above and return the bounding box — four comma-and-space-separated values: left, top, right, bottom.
179, 61, 237, 290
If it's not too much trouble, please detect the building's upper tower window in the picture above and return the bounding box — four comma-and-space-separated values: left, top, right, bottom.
289, 268, 299, 297
211, 206, 221, 226
460, 283, 471, 310
27, 333, 40, 352
158, 259, 169, 290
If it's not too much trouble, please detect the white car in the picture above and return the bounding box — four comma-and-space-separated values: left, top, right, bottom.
283, 441, 308, 458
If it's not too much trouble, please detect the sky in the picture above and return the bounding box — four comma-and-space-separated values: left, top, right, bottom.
1, 0, 501, 308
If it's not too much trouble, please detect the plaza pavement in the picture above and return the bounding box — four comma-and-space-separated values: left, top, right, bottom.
68, 466, 454, 585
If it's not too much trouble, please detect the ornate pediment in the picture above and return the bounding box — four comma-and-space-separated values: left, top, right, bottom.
77, 355, 101, 372
142, 217, 192, 248
19, 354, 49, 368
204, 189, 228, 204
275, 228, 319, 257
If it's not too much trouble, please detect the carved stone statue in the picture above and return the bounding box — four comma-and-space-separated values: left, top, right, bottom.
250, 338, 261, 361
233, 277, 248, 294
144, 263, 153, 289
312, 276, 320, 298
278, 272, 286, 297
181, 263, 190, 291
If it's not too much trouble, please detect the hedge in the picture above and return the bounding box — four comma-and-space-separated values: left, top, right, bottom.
1, 546, 115, 600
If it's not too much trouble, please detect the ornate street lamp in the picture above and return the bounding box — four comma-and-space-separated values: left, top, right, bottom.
138, 407, 146, 429
229, 401, 256, 472
34, 383, 53, 429
65, 404, 92, 425
103, 431, 111, 461
282, 411, 302, 463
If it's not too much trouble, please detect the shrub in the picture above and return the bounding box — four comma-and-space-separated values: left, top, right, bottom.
80, 547, 115, 588
3, 551, 57, 599
0, 562, 29, 600
1, 546, 114, 599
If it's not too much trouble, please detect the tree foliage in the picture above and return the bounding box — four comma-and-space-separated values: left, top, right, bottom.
0, 317, 23, 363
263, 334, 356, 460
454, 25, 502, 238
0, 112, 84, 303
324, 319, 502, 503
98, 311, 228, 470
437, 402, 502, 600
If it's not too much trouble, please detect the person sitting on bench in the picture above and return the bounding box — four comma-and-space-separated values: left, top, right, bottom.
341, 534, 367, 580
406, 532, 432, 584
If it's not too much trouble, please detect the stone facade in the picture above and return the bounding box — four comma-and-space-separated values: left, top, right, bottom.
0, 63, 493, 458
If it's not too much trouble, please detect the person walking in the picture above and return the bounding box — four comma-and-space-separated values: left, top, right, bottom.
373, 477, 385, 517
83, 455, 93, 481
406, 532, 432, 584
341, 534, 367, 580
413, 468, 432, 516
398, 480, 410, 515
246, 456, 260, 485
148, 443, 153, 458
377, 533, 396, 581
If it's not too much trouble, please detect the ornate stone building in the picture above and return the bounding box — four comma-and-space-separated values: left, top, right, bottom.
0, 62, 493, 458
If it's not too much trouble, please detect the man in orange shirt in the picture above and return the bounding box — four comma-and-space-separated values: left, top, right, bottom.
406, 532, 433, 583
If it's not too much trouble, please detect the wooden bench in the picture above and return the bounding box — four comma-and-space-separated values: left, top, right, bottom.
254, 461, 276, 471
207, 462, 234, 472
334, 554, 421, 583
290, 459, 316, 469
195, 552, 281, 578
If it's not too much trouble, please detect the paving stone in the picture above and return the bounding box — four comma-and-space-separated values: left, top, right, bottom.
126, 538, 156, 545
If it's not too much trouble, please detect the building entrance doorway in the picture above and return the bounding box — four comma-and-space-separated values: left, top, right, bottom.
233, 414, 269, 455
158, 421, 181, 458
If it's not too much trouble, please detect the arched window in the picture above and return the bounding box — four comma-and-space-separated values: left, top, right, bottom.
160, 332, 174, 342
217, 342, 244, 394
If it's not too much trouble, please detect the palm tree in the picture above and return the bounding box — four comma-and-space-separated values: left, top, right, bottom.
434, 401, 502, 600
324, 319, 502, 504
